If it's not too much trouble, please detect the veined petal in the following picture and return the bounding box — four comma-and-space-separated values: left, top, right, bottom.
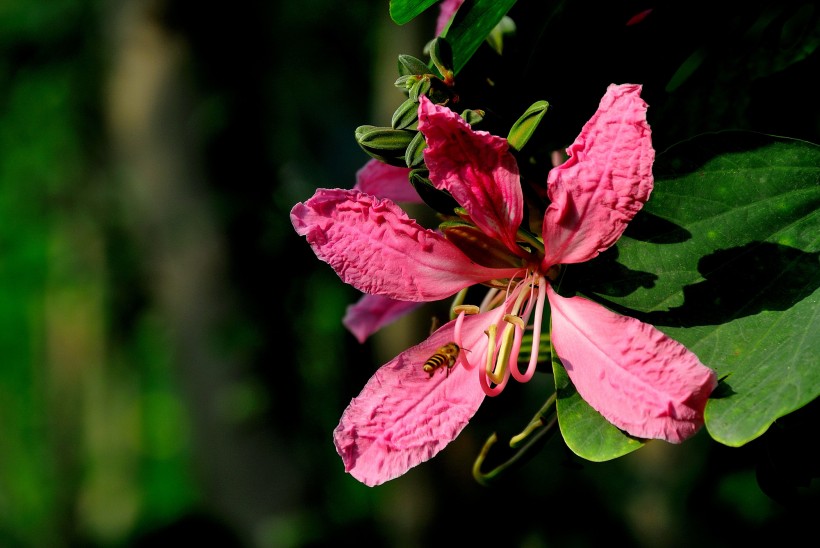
354, 159, 420, 204
418, 96, 524, 254
334, 312, 493, 486
542, 84, 654, 267
547, 286, 717, 443
291, 188, 521, 301
343, 294, 423, 343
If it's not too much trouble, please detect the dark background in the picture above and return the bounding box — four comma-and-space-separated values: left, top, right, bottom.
0, 1, 817, 546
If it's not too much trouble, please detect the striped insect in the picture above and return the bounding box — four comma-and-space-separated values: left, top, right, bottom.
423, 342, 460, 378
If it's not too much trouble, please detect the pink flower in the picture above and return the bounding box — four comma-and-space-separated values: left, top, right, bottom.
290, 84, 717, 486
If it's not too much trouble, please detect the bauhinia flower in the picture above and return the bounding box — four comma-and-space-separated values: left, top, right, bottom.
290, 84, 718, 486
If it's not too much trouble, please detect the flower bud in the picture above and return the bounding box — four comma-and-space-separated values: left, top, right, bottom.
391, 98, 420, 130
507, 100, 549, 151
355, 125, 416, 167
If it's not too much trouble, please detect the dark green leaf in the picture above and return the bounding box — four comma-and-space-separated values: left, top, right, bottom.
443, 0, 518, 74
389, 0, 439, 25
581, 132, 820, 448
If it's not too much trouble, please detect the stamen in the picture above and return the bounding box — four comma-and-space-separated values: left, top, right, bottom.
512, 276, 546, 383
488, 320, 517, 384
503, 314, 525, 329
452, 309, 476, 371
449, 288, 469, 320
453, 304, 480, 315
484, 323, 497, 377
478, 359, 509, 396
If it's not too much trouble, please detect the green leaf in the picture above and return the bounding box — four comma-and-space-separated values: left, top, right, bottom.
443, 0, 518, 74
389, 0, 439, 25
577, 132, 820, 448
552, 341, 645, 461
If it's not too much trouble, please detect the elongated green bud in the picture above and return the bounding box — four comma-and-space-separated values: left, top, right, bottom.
404, 130, 426, 168
409, 77, 432, 102
391, 98, 419, 130
507, 100, 549, 151
355, 125, 416, 167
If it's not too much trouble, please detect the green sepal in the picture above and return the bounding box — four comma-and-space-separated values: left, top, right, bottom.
355, 125, 416, 167
391, 98, 419, 130
461, 109, 485, 126
404, 130, 426, 168
439, 220, 526, 268
398, 54, 431, 76
507, 100, 549, 151
428, 37, 455, 82
409, 169, 460, 214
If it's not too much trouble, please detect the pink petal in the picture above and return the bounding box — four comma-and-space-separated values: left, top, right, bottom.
542, 84, 654, 268
334, 312, 492, 486
290, 188, 521, 301
547, 286, 717, 443
435, 0, 465, 35
418, 96, 524, 254
354, 159, 421, 204
343, 294, 423, 343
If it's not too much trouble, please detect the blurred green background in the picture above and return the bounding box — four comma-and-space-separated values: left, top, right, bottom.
1, 1, 817, 547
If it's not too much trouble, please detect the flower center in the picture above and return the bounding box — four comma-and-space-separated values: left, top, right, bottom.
454, 270, 548, 397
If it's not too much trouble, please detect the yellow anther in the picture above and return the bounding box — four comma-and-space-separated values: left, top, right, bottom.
454, 304, 481, 315
503, 314, 525, 328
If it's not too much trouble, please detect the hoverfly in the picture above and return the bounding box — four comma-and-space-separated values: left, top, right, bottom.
423, 342, 460, 378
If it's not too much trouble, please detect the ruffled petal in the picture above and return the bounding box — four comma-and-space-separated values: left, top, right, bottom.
542, 84, 654, 267
354, 159, 420, 204
547, 286, 717, 443
418, 96, 524, 254
334, 312, 493, 486
291, 188, 521, 301
343, 294, 423, 343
